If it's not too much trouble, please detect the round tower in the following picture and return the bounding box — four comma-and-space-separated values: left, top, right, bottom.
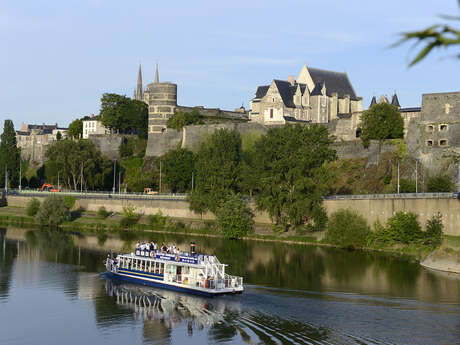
145, 81, 177, 133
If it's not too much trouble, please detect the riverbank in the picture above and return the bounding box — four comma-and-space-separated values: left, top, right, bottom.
1, 205, 459, 272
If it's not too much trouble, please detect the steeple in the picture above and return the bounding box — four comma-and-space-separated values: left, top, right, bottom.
391, 93, 400, 108
370, 96, 377, 107
154, 63, 159, 83
135, 64, 143, 101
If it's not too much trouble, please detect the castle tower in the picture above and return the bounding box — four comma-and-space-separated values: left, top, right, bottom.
134, 64, 143, 101
144, 64, 178, 156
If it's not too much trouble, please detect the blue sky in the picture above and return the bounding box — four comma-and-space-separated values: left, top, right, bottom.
1, 0, 459, 130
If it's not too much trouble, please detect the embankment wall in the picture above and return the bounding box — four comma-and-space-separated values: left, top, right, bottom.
5, 195, 460, 236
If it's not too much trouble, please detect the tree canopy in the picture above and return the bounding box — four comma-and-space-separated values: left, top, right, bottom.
359, 103, 404, 148
0, 119, 20, 188
45, 139, 114, 191
162, 148, 195, 193
99, 93, 148, 138
167, 109, 204, 130
188, 129, 242, 214
67, 119, 83, 139
249, 124, 337, 231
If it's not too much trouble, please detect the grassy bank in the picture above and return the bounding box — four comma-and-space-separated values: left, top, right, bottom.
0, 205, 455, 264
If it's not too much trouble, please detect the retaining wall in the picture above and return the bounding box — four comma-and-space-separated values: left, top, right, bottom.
5, 195, 460, 236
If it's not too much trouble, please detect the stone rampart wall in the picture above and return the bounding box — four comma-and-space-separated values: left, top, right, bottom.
88, 134, 123, 160
5, 194, 460, 236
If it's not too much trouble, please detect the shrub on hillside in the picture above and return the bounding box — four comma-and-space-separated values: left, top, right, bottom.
26, 198, 41, 217
385, 211, 422, 244
120, 204, 140, 228
424, 213, 443, 247
324, 209, 371, 249
97, 206, 110, 219
148, 211, 165, 228
426, 175, 452, 192
398, 178, 416, 193
216, 193, 254, 239
63, 195, 76, 209
35, 195, 71, 227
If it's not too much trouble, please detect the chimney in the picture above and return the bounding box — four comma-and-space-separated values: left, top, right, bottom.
288, 75, 295, 86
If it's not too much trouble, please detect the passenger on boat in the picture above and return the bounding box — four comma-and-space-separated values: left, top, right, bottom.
161, 243, 167, 252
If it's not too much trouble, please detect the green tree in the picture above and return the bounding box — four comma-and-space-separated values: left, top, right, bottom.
426, 175, 453, 192
250, 124, 336, 231
45, 139, 114, 191
325, 209, 371, 249
0, 119, 21, 188
167, 109, 204, 130
162, 148, 195, 193
386, 211, 423, 244
188, 129, 242, 214
394, 1, 460, 66
99, 93, 148, 138
35, 195, 71, 227
56, 131, 62, 141
67, 119, 83, 139
216, 193, 254, 239
360, 103, 404, 148
26, 198, 41, 217
425, 213, 443, 246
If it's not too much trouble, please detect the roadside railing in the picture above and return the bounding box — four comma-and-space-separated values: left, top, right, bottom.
5, 189, 187, 201
324, 192, 458, 200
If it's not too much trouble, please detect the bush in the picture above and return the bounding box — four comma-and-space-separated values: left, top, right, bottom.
325, 209, 371, 249
424, 213, 443, 247
120, 216, 138, 228
63, 196, 76, 209
97, 206, 110, 219
26, 198, 41, 217
215, 193, 254, 239
398, 178, 416, 193
120, 204, 140, 228
148, 211, 165, 227
385, 211, 422, 244
426, 175, 452, 192
35, 195, 71, 227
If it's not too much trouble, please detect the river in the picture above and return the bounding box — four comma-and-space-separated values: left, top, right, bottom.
0, 227, 459, 345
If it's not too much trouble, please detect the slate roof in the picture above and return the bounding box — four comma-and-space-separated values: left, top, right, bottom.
255, 86, 270, 99
370, 96, 377, 107
400, 107, 421, 112
308, 68, 358, 100
391, 94, 400, 107
273, 80, 297, 108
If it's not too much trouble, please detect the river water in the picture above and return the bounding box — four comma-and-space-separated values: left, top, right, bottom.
0, 227, 459, 345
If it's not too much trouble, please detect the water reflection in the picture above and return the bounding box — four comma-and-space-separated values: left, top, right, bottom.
0, 227, 459, 345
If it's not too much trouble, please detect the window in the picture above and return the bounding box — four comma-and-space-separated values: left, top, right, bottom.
272, 98, 275, 102
270, 109, 274, 119
439, 124, 448, 131
426, 140, 433, 147
439, 139, 448, 147
426, 125, 434, 132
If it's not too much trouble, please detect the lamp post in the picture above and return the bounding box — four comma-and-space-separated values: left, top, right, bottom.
58, 171, 60, 190
159, 160, 162, 194
415, 160, 418, 193
112, 160, 116, 194
397, 160, 400, 194
19, 160, 22, 192
118, 171, 121, 194
191, 171, 194, 191
4, 165, 7, 194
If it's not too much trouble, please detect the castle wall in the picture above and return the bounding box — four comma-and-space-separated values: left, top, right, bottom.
88, 134, 123, 161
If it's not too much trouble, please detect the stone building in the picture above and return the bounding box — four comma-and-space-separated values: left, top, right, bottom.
82, 115, 110, 139
16, 123, 68, 164
406, 92, 460, 174
249, 64, 363, 125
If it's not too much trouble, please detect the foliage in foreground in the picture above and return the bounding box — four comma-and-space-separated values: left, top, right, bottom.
215, 193, 254, 239
35, 196, 71, 227
325, 209, 371, 249
26, 198, 41, 217
166, 109, 204, 130
120, 204, 141, 228
97, 206, 110, 219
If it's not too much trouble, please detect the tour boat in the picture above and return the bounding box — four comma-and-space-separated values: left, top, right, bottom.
104, 244, 244, 297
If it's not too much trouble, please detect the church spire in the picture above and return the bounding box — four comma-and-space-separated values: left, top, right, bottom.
135, 64, 143, 100
154, 63, 159, 83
